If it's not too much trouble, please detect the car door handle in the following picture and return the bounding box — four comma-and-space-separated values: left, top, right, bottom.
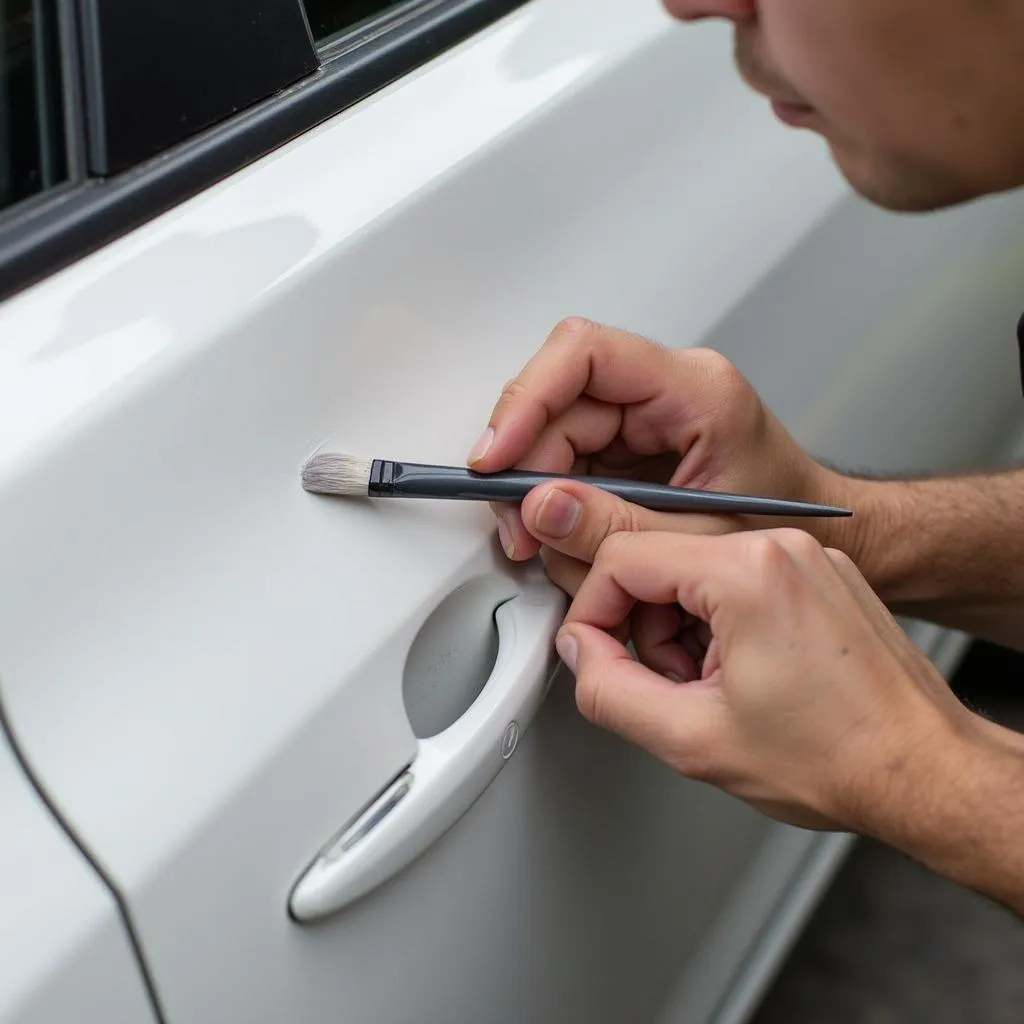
288, 575, 566, 922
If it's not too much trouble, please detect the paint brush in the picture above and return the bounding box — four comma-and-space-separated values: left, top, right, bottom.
300, 450, 852, 518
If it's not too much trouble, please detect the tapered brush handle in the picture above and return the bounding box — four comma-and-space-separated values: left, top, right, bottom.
369, 461, 851, 518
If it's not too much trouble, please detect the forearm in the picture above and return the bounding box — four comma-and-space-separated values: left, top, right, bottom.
817, 468, 1024, 648
860, 717, 1024, 918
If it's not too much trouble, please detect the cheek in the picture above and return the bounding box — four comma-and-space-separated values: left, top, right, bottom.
758, 0, 896, 142
755, 0, 1024, 208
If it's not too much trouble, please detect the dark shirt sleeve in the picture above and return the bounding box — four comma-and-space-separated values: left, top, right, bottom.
1018, 312, 1024, 396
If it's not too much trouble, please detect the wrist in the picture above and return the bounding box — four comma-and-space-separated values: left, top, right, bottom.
857, 713, 1024, 911
810, 471, 921, 602
854, 711, 983, 843
803, 466, 875, 562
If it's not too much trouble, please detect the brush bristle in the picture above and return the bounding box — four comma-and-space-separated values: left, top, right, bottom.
301, 452, 373, 496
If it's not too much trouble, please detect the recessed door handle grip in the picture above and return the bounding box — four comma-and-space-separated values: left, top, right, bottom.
289, 576, 566, 922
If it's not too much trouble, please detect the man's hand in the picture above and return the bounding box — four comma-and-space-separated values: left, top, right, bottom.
511, 478, 730, 678
472, 315, 1024, 652
553, 528, 1024, 917
469, 317, 868, 671
466, 319, 1024, 912
553, 528, 976, 832
468, 318, 855, 563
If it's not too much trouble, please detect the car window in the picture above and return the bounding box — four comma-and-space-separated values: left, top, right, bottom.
1, 0, 66, 213
304, 0, 416, 45
0, 0, 529, 301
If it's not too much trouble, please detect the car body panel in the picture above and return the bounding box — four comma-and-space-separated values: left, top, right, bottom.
1, 1, 1022, 1021
0, 732, 156, 1024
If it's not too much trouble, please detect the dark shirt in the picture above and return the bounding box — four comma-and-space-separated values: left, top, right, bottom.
1018, 312, 1024, 394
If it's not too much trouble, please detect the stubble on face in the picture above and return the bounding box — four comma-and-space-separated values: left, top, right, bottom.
729, 18, 1007, 212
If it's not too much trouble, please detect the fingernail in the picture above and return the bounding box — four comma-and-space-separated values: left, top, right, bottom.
467, 427, 495, 464
496, 515, 516, 559
535, 487, 582, 539
556, 632, 578, 672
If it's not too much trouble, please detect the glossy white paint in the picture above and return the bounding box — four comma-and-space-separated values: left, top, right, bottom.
0, 0, 1022, 1020
0, 734, 155, 1023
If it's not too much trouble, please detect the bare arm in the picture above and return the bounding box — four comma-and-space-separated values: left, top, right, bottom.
821, 469, 1024, 649
866, 717, 1024, 916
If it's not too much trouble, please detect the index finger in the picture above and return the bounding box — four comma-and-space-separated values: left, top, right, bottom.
470, 318, 679, 471
564, 531, 779, 640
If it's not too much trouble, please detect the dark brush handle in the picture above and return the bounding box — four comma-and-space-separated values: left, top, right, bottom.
369, 461, 851, 518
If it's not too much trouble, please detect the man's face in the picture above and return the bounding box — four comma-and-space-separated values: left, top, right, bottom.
666, 0, 1024, 212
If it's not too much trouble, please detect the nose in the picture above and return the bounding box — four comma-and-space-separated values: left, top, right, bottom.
663, 0, 756, 21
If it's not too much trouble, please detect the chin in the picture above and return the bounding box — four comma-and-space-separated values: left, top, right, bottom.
828, 142, 988, 214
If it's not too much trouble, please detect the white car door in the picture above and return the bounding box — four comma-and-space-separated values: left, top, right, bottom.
1, 1, 1022, 1022
0, 731, 157, 1023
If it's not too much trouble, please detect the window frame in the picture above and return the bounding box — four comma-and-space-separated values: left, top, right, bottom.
1, 0, 71, 210
0, 0, 532, 302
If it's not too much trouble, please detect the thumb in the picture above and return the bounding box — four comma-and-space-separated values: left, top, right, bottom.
523, 479, 736, 566
557, 623, 718, 760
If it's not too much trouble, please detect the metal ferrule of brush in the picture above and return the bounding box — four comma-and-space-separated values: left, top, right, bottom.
367, 460, 486, 499
367, 459, 397, 495
367, 460, 535, 501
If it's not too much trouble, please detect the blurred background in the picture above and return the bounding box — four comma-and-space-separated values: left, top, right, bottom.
753, 642, 1024, 1024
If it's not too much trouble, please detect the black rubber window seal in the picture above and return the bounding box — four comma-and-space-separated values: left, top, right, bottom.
0, 0, 532, 303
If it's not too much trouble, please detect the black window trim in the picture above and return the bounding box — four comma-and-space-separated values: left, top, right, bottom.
56, 0, 88, 184
0, 0, 532, 303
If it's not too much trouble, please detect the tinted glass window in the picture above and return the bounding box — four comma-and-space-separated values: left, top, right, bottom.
1, 0, 66, 213
303, 0, 411, 45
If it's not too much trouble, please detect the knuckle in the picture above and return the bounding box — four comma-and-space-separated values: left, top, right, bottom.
626, 330, 668, 356
774, 527, 823, 560
498, 377, 528, 402
593, 327, 666, 374
745, 531, 789, 570
491, 377, 540, 425
824, 546, 856, 572
675, 349, 763, 439
739, 533, 794, 591
690, 348, 746, 392
550, 316, 596, 343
